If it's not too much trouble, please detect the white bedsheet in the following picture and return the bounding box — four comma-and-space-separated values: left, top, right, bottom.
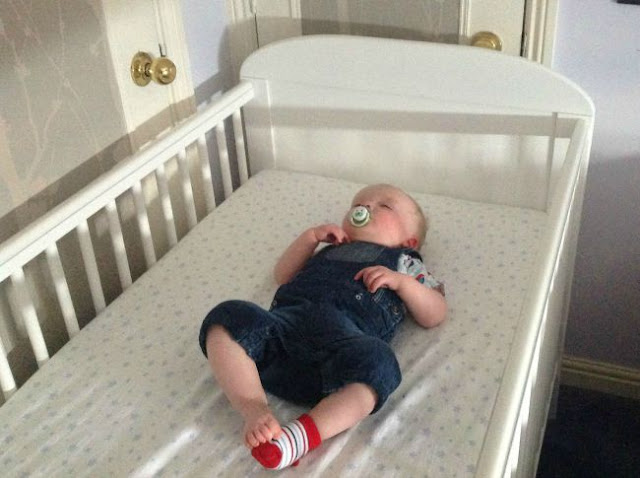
0, 170, 546, 477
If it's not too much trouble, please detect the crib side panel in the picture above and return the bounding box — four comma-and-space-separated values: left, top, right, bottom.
475, 118, 592, 477
244, 81, 574, 210
241, 36, 594, 118
0, 84, 254, 402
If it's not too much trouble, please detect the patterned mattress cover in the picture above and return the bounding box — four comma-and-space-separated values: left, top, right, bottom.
0, 170, 547, 477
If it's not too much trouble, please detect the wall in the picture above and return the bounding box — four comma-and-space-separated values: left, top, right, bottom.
553, 0, 640, 368
0, 0, 130, 243
180, 0, 234, 104
0, 0, 134, 386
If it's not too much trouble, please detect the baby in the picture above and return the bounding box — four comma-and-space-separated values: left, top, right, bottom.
199, 183, 447, 469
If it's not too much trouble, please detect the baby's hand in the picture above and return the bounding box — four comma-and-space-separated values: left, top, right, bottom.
355, 266, 405, 293
312, 224, 350, 245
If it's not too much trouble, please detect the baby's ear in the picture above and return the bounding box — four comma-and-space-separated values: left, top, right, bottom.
403, 237, 419, 250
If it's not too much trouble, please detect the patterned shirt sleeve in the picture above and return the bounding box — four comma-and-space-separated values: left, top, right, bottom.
397, 253, 445, 296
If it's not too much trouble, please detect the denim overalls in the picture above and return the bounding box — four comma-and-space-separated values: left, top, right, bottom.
199, 242, 422, 412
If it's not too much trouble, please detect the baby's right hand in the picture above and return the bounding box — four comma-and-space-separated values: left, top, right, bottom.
312, 224, 350, 245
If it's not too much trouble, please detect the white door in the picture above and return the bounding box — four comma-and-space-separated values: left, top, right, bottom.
101, 0, 196, 149
252, 0, 525, 56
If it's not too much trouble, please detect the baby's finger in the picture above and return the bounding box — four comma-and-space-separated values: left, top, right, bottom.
354, 266, 376, 281
368, 275, 390, 293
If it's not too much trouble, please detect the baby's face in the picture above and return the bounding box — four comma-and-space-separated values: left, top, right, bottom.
342, 185, 419, 249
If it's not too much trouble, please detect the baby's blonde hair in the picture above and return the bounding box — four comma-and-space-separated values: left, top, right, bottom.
380, 184, 428, 249
409, 197, 428, 249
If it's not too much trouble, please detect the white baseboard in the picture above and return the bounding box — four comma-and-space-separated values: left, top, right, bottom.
561, 355, 640, 400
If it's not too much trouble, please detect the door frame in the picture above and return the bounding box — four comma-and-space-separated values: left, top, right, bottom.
226, 0, 558, 66
522, 0, 558, 65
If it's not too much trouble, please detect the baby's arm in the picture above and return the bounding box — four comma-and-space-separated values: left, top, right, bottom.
355, 266, 447, 328
274, 224, 349, 285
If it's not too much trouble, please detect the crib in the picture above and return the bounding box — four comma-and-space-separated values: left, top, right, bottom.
0, 36, 593, 477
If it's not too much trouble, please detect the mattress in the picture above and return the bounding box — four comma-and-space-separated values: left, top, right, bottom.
0, 170, 547, 477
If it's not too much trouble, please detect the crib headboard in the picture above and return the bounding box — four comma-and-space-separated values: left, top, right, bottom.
240, 35, 594, 210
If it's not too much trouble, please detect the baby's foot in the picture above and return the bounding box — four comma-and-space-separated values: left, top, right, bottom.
241, 403, 282, 448
252, 414, 322, 469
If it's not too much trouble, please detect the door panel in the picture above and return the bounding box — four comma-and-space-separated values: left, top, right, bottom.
101, 0, 195, 149
253, 0, 525, 56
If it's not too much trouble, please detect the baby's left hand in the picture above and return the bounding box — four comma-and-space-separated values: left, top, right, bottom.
355, 266, 405, 293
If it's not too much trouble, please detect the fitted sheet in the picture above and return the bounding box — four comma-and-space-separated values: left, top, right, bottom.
0, 170, 547, 477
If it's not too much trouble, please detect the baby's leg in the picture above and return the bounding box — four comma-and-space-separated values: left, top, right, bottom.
251, 383, 376, 469
308, 382, 377, 438
252, 334, 400, 469
205, 325, 282, 448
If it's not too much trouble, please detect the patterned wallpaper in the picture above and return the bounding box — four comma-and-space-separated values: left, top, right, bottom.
0, 0, 129, 242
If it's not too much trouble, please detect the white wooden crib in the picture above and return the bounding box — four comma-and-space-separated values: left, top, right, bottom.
0, 36, 593, 477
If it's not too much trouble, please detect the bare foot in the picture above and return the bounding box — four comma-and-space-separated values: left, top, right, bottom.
240, 402, 283, 448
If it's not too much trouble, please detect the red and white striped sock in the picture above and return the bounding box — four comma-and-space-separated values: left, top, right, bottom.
251, 414, 322, 469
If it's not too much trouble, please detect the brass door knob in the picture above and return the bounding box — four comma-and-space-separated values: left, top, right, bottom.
470, 31, 503, 51
131, 52, 177, 86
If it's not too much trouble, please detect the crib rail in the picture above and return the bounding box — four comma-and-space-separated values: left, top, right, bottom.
0, 82, 254, 400
475, 117, 592, 477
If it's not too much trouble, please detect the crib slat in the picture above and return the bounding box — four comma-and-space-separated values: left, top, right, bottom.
155, 163, 178, 247
232, 110, 249, 185
77, 220, 106, 313
544, 113, 558, 209
197, 136, 216, 213
132, 181, 157, 268
0, 336, 17, 399
45, 244, 80, 338
177, 148, 198, 229
106, 200, 133, 290
10, 269, 49, 367
215, 121, 233, 199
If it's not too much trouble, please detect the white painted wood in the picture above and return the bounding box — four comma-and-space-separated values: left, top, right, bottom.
241, 36, 593, 209
241, 36, 592, 116
0, 336, 17, 398
10, 269, 49, 367
232, 110, 249, 184
475, 118, 590, 477
132, 181, 158, 268
77, 220, 107, 314
45, 244, 80, 338
0, 82, 253, 284
197, 136, 217, 213
215, 122, 234, 199
106, 200, 133, 290
0, 82, 254, 400
176, 149, 198, 229
100, 0, 196, 149
155, 163, 179, 248
523, 0, 559, 65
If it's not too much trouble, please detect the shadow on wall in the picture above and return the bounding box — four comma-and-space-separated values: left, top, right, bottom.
567, 154, 640, 369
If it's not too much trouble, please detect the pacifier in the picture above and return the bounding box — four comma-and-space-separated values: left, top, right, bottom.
350, 206, 371, 227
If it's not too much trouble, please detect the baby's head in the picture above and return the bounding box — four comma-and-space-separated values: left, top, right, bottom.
342, 184, 427, 250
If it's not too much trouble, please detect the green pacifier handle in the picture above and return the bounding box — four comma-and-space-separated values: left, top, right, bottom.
350, 206, 370, 227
